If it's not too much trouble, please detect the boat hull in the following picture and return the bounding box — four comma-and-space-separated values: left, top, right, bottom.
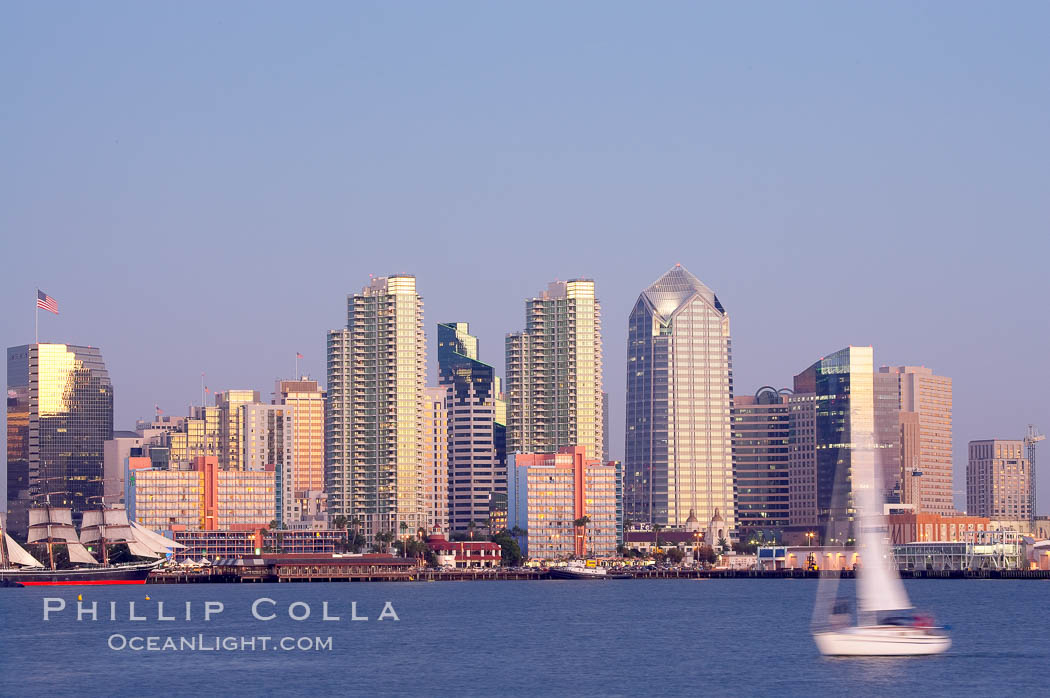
814, 626, 951, 656
548, 568, 631, 580
0, 562, 157, 586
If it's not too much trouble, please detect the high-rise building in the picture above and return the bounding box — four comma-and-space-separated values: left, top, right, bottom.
438, 322, 507, 533
216, 389, 261, 470
242, 403, 295, 526
130, 456, 275, 532
325, 275, 427, 540
274, 379, 326, 494
787, 393, 818, 529
967, 439, 1030, 519
506, 279, 604, 461
6, 343, 114, 537
167, 405, 221, 469
507, 446, 619, 559
790, 347, 876, 534
877, 366, 954, 514
732, 387, 791, 535
624, 265, 734, 530
423, 386, 449, 531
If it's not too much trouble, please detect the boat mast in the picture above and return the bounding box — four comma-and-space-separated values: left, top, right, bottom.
99, 511, 109, 566
0, 514, 8, 569
45, 503, 56, 571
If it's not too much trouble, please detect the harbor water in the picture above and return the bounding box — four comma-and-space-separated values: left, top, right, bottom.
0, 578, 1046, 696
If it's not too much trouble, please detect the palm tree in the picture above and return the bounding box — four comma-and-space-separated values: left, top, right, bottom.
467, 520, 477, 540
332, 515, 348, 552
652, 523, 664, 556
573, 515, 591, 558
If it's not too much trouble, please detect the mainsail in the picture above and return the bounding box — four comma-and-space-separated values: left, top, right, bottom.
854, 441, 912, 617
27, 505, 98, 565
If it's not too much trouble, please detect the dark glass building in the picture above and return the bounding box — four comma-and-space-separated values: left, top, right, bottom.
438, 323, 507, 532
790, 346, 875, 538
6, 343, 114, 538
732, 387, 791, 538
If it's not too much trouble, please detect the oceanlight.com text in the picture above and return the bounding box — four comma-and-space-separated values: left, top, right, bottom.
107, 634, 333, 651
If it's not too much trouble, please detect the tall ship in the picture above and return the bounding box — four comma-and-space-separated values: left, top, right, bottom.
0, 506, 180, 586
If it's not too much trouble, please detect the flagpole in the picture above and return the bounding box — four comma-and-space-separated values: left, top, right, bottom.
295, 353, 299, 379
201, 372, 205, 408
35, 300, 38, 344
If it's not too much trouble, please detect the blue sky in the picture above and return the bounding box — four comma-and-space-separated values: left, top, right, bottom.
2, 2, 1047, 510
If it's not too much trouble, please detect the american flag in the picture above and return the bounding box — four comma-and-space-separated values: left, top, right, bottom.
296, 352, 303, 359
36, 290, 58, 314
36, 287, 58, 312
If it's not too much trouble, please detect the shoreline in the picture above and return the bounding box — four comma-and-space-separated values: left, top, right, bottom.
145, 567, 1050, 584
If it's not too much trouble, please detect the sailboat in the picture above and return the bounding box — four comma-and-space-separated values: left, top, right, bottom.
811, 425, 950, 656
0, 506, 178, 586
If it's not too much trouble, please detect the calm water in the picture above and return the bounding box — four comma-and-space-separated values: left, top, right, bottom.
0, 578, 1046, 697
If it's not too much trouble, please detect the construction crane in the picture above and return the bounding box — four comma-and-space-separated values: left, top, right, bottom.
1025, 425, 1045, 520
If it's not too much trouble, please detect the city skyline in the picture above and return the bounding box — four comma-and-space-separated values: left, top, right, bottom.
2, 4, 1047, 513
2, 265, 1046, 514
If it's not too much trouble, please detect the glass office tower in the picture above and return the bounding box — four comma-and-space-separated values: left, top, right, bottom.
6, 343, 114, 537
791, 346, 876, 532
438, 322, 507, 533
624, 265, 734, 529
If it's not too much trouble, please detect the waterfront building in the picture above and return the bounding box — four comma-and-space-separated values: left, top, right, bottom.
789, 346, 876, 535
129, 456, 275, 532
216, 390, 261, 470
423, 386, 450, 530
273, 379, 326, 494
325, 275, 427, 540
6, 343, 114, 537
732, 387, 791, 535
967, 439, 1031, 519
425, 528, 502, 568
241, 403, 295, 526
507, 446, 619, 559
169, 528, 344, 561
888, 512, 990, 544
505, 279, 604, 461
624, 265, 734, 530
878, 366, 954, 514
438, 322, 507, 533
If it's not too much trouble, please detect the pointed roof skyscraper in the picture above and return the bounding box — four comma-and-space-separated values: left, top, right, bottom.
625, 264, 734, 530
640, 264, 725, 320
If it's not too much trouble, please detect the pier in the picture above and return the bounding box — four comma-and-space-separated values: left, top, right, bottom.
146, 564, 1050, 584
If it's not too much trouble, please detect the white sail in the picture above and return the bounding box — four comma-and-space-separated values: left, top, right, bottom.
126, 538, 160, 559
80, 507, 135, 545
66, 542, 99, 565
853, 433, 912, 616
4, 533, 44, 568
130, 522, 186, 552
80, 510, 104, 529
27, 506, 81, 543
